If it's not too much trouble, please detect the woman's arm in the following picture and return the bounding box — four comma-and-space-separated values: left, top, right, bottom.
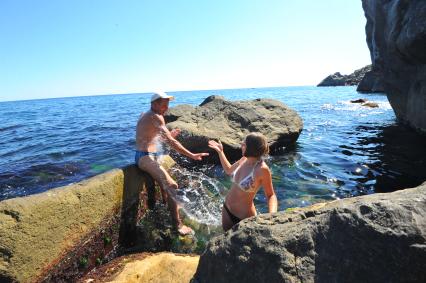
208, 140, 245, 175
261, 166, 278, 213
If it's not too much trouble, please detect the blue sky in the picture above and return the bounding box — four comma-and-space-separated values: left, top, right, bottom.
0, 1, 371, 102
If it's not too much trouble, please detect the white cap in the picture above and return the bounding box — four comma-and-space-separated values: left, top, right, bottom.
151, 91, 174, 102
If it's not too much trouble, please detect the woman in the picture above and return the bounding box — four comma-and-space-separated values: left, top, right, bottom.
208, 132, 278, 231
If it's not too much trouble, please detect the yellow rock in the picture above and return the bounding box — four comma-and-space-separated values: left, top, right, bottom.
83, 253, 199, 283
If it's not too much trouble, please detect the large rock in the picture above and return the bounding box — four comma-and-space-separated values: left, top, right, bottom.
0, 157, 175, 283
80, 252, 199, 283
165, 96, 303, 161
318, 65, 373, 87
362, 0, 426, 133
356, 68, 385, 93
193, 182, 426, 283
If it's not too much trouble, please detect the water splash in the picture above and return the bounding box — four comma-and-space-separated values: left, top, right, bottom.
170, 167, 226, 226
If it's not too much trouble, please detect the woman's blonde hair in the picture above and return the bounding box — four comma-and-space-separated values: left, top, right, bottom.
243, 132, 269, 158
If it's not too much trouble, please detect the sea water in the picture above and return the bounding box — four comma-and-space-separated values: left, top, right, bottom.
1, 86, 426, 225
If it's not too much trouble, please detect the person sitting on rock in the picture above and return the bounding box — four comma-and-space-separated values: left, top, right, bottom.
135, 91, 209, 235
208, 132, 278, 231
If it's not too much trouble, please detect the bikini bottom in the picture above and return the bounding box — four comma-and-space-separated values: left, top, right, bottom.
223, 202, 242, 226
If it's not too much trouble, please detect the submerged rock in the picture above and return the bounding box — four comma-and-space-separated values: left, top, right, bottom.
362, 0, 426, 133
193, 182, 426, 283
350, 99, 379, 108
361, 101, 379, 108
165, 96, 303, 162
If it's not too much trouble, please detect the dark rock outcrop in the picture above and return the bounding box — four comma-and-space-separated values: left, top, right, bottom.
165, 96, 303, 162
318, 65, 373, 87
357, 67, 385, 93
362, 0, 426, 133
193, 182, 426, 283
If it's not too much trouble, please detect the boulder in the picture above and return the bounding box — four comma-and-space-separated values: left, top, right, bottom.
165, 96, 303, 162
318, 65, 374, 87
80, 252, 199, 283
362, 0, 426, 133
193, 182, 426, 283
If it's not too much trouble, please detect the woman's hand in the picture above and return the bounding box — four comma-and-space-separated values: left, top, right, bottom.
208, 140, 224, 153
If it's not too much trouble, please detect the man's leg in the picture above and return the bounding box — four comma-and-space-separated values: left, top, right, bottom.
138, 155, 193, 235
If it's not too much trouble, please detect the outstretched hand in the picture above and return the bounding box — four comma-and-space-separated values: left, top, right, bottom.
192, 152, 209, 161
208, 140, 223, 153
170, 128, 181, 138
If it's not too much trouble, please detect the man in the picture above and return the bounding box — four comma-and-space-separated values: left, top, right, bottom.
135, 91, 208, 235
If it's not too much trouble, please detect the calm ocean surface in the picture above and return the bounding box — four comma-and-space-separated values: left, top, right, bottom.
1, 86, 426, 218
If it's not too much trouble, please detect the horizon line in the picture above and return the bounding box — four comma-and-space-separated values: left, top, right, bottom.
0, 84, 321, 103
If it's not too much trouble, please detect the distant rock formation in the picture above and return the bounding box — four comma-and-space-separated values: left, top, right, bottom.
318, 65, 373, 87
165, 96, 303, 162
193, 182, 426, 283
362, 0, 426, 134
318, 64, 385, 93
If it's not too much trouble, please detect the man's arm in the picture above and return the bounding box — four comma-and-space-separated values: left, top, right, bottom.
155, 114, 208, 160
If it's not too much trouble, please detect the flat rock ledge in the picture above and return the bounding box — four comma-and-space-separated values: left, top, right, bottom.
165, 96, 303, 162
0, 157, 175, 283
80, 252, 199, 283
193, 182, 426, 283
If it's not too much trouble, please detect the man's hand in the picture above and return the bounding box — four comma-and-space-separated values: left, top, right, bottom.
208, 140, 224, 153
170, 128, 181, 139
192, 152, 209, 161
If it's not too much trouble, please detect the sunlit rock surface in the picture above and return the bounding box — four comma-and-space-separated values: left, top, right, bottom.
193, 182, 426, 283
80, 252, 199, 283
0, 157, 175, 282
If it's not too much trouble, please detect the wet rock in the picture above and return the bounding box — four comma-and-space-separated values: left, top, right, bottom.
350, 98, 368, 103
193, 182, 426, 283
362, 101, 379, 108
351, 99, 379, 108
362, 0, 426, 133
80, 252, 199, 283
165, 96, 303, 162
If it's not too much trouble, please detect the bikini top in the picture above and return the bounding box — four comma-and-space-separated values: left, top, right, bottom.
232, 160, 262, 193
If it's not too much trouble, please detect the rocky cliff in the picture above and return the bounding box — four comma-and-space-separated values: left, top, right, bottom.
362, 0, 426, 133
